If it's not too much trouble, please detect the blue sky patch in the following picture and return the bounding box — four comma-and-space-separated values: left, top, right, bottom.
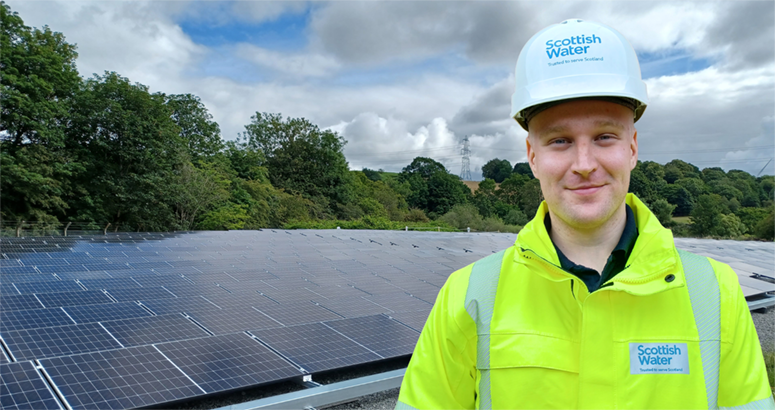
637, 49, 715, 79
179, 8, 310, 51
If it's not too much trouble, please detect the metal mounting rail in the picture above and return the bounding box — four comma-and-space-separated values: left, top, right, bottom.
748, 293, 775, 312
214, 368, 405, 410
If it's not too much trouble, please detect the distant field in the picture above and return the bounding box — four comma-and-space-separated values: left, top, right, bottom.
673, 216, 691, 224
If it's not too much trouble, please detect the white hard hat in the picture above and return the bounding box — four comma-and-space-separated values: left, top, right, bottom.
511, 19, 648, 131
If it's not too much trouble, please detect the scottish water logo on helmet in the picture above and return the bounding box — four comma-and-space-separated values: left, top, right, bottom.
511, 19, 649, 130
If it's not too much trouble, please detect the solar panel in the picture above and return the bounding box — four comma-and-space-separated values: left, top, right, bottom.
312, 296, 392, 318
251, 322, 381, 373
0, 361, 62, 410
13, 281, 84, 294
385, 309, 432, 332
1, 322, 122, 360
253, 302, 343, 327
62, 302, 152, 323
154, 333, 302, 393
35, 290, 112, 308
105, 286, 175, 302
0, 294, 44, 311
0, 283, 19, 296
39, 345, 203, 410
0, 307, 75, 332
78, 277, 141, 290
100, 314, 208, 346
139, 296, 221, 315
0, 230, 572, 408
162, 284, 226, 298
184, 308, 280, 335
324, 314, 420, 358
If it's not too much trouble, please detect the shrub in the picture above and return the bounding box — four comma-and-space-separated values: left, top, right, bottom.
404, 208, 429, 223
439, 204, 483, 230
755, 211, 774, 241
649, 199, 676, 227
503, 208, 528, 226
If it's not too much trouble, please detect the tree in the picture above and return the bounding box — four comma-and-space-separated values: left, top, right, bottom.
512, 162, 534, 179
754, 210, 774, 240
400, 157, 447, 179
0, 2, 82, 223
674, 178, 708, 199
690, 194, 726, 236
472, 178, 497, 217
482, 158, 512, 183
660, 184, 694, 216
519, 179, 544, 217
362, 168, 382, 181
497, 173, 530, 206
243, 112, 353, 208
426, 171, 470, 216
165, 94, 223, 161
172, 162, 230, 230
648, 199, 676, 226
66, 71, 185, 230
629, 161, 659, 204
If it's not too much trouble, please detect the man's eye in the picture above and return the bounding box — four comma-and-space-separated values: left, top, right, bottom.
551, 138, 569, 145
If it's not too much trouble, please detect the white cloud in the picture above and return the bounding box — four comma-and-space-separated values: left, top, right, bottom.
6, 0, 774, 176
234, 44, 340, 77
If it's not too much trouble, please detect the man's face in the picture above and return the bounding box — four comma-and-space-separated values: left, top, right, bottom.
526, 99, 638, 231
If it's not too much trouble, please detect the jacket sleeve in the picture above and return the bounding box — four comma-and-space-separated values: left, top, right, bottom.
396, 266, 478, 410
712, 260, 775, 409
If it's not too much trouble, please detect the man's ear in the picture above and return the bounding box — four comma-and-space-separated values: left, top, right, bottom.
526, 135, 538, 176
630, 129, 639, 170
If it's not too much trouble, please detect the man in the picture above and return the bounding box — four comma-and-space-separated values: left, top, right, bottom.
396, 19, 773, 409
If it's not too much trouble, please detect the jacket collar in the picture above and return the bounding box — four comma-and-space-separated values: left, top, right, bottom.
514, 193, 684, 296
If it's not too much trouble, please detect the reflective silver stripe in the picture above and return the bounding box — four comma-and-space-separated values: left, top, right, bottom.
465, 250, 506, 410
721, 395, 775, 410
679, 250, 721, 410
395, 399, 420, 410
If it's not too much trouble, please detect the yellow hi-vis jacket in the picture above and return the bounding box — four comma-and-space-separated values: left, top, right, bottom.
396, 194, 774, 409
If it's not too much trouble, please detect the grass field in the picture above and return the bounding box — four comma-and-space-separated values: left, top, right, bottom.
673, 216, 691, 224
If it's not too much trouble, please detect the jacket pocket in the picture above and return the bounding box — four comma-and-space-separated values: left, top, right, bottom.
482, 333, 580, 372
476, 333, 580, 409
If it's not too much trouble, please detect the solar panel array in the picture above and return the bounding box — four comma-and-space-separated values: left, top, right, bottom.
0, 230, 514, 409
1, 230, 772, 409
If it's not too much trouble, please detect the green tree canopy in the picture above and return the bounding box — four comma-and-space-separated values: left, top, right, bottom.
243, 112, 353, 209
67, 71, 184, 230
512, 162, 534, 179
0, 2, 81, 223
165, 93, 222, 161
482, 158, 512, 183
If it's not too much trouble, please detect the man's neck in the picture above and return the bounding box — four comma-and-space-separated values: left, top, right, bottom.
548, 203, 628, 273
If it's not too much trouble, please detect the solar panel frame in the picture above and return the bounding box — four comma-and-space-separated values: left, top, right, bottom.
39, 345, 204, 410
251, 322, 381, 373
0, 307, 76, 332
105, 286, 175, 302
184, 308, 281, 335
0, 361, 63, 410
100, 314, 208, 346
13, 281, 84, 295
35, 290, 113, 308
0, 294, 44, 312
323, 314, 420, 359
1, 322, 123, 360
154, 333, 303, 394
62, 302, 152, 324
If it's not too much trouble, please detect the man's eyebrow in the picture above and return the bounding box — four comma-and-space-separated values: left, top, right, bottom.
538, 124, 568, 136
594, 120, 627, 131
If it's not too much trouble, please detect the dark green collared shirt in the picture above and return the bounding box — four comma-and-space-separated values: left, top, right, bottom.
545, 205, 639, 293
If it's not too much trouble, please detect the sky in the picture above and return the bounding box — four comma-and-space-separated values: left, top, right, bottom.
10, 0, 775, 179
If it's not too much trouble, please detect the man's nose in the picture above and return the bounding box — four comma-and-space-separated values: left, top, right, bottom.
572, 140, 597, 178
